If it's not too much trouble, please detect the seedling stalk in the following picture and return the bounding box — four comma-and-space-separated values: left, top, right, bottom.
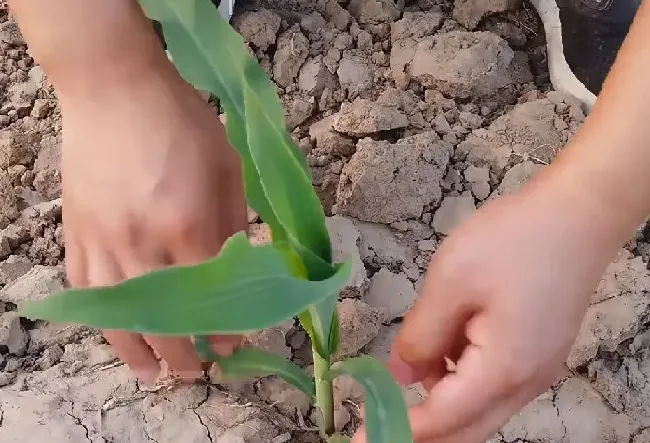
314, 351, 335, 435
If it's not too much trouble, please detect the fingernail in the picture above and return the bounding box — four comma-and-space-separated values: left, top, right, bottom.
388, 355, 418, 385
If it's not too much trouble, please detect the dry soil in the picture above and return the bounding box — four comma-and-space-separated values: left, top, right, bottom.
1, 0, 649, 442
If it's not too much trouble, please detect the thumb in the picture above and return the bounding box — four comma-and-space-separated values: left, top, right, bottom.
390, 268, 475, 385
406, 338, 516, 441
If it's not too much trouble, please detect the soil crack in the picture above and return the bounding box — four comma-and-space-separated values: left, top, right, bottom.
194, 410, 214, 443
141, 410, 159, 443
193, 386, 214, 443
551, 394, 568, 439
66, 410, 91, 443
629, 425, 650, 442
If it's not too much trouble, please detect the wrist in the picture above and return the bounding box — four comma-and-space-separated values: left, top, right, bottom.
523, 143, 643, 255
10, 0, 171, 101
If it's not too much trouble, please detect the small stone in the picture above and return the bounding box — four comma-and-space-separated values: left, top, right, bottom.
0, 370, 16, 387
0, 234, 10, 259
463, 165, 490, 183
0, 265, 66, 305
336, 133, 450, 223
0, 133, 34, 169
366, 269, 417, 321
247, 327, 291, 360
327, 216, 367, 298
498, 161, 543, 196
35, 344, 64, 370
258, 378, 311, 417
285, 97, 314, 131
318, 0, 352, 30
301, 12, 327, 37
337, 54, 375, 98
471, 181, 491, 200
30, 98, 51, 118
357, 30, 373, 52
6, 81, 38, 117
273, 26, 309, 88
0, 259, 32, 286
458, 111, 484, 129
348, 0, 404, 24
0, 172, 18, 229
569, 104, 586, 122
334, 299, 380, 360
233, 9, 281, 51
553, 117, 568, 131
404, 31, 532, 99
417, 239, 436, 251
546, 90, 565, 105
390, 220, 409, 231
0, 311, 29, 356
334, 98, 408, 137
433, 113, 452, 134
298, 56, 336, 96
453, 0, 520, 29
432, 195, 477, 235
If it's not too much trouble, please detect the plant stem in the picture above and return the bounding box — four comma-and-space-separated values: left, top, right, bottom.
313, 350, 334, 436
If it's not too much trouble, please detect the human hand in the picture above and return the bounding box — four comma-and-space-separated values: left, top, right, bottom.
59, 59, 247, 385
352, 172, 626, 442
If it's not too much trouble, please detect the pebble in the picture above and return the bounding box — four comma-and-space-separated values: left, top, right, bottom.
0, 311, 29, 356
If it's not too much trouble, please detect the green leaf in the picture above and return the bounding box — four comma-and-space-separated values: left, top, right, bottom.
243, 63, 332, 264
299, 297, 339, 359
194, 335, 219, 361
212, 347, 315, 398
328, 356, 414, 443
327, 435, 351, 443
21, 233, 351, 335
224, 108, 288, 243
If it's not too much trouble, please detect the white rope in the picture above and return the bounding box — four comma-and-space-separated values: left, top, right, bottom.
529, 0, 597, 111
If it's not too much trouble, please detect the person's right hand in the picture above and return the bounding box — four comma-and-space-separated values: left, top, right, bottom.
58, 54, 248, 385
353, 170, 628, 443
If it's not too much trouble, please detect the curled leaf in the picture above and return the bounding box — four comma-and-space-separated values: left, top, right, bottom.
327, 356, 413, 443
212, 347, 315, 398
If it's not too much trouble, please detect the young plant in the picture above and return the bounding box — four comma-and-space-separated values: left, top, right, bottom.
20, 0, 414, 442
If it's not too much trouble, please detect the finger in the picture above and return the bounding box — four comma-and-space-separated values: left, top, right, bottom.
62, 228, 88, 288
85, 246, 161, 384
352, 342, 508, 443
418, 382, 545, 443
165, 226, 245, 359
103, 329, 161, 385
210, 334, 244, 356
408, 337, 527, 442
143, 335, 202, 382
391, 264, 476, 385
117, 248, 203, 383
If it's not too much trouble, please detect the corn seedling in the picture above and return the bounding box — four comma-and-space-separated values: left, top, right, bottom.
21, 1, 413, 442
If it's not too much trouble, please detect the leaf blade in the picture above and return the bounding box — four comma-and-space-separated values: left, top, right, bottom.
224, 109, 288, 242
212, 347, 315, 398
328, 356, 414, 443
21, 233, 351, 336
243, 65, 332, 264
